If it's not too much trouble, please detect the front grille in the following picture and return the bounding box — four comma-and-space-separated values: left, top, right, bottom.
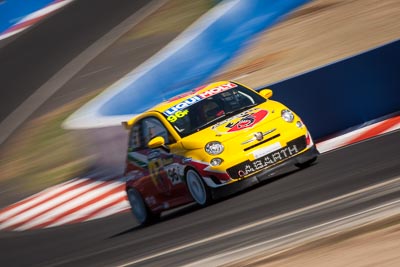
243, 134, 280, 151
227, 135, 307, 179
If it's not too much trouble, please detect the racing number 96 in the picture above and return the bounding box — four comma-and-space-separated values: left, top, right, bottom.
167, 110, 189, 123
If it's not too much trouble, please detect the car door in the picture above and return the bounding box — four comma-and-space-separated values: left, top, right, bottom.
141, 117, 174, 197
141, 116, 190, 200
126, 116, 190, 209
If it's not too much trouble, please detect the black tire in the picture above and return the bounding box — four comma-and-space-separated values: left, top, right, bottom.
295, 156, 317, 169
185, 169, 212, 206
127, 188, 159, 226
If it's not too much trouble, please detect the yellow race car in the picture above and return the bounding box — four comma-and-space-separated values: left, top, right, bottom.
124, 81, 318, 225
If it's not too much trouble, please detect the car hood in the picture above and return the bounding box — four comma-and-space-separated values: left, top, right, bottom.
180, 100, 285, 150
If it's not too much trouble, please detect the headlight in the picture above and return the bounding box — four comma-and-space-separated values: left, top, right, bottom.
281, 109, 294, 123
205, 141, 224, 155
210, 158, 223, 166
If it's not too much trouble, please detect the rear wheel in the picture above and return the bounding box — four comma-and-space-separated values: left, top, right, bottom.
186, 169, 212, 206
127, 188, 158, 226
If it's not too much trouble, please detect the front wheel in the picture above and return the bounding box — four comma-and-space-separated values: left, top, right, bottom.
127, 188, 159, 226
186, 169, 212, 206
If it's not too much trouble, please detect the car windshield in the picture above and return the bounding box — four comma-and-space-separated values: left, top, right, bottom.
163, 83, 266, 138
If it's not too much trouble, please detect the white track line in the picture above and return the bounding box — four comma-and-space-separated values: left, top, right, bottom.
116, 176, 400, 267
185, 198, 400, 267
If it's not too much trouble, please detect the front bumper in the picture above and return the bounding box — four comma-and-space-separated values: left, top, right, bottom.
227, 135, 309, 179
255, 144, 319, 182
211, 144, 319, 199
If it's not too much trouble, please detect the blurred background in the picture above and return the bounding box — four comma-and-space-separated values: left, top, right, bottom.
1, 0, 398, 205
0, 0, 217, 205
0, 0, 399, 266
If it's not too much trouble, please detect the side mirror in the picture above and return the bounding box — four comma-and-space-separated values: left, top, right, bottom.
259, 89, 273, 99
148, 136, 165, 149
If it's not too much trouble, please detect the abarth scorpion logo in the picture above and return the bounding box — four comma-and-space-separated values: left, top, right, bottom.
226, 110, 268, 132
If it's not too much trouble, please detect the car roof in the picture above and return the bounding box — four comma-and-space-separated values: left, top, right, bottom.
151, 80, 234, 112
123, 81, 237, 128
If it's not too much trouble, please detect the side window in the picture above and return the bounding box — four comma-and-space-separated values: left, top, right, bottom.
128, 124, 144, 151
142, 117, 175, 146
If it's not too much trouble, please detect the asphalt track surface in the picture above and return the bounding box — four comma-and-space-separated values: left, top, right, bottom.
1, 1, 400, 267
0, 131, 398, 266
0, 0, 156, 125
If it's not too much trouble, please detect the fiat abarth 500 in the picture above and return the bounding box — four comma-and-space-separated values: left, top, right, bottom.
123, 81, 319, 225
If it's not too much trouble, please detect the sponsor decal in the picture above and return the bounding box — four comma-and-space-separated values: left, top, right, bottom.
211, 107, 259, 130
227, 136, 307, 179
226, 110, 268, 132
148, 152, 175, 194
165, 96, 202, 116
237, 144, 299, 177
146, 151, 186, 193
211, 108, 268, 134
167, 109, 189, 123
148, 157, 171, 194
164, 163, 184, 185
163, 82, 237, 116
196, 82, 237, 99
167, 85, 207, 102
